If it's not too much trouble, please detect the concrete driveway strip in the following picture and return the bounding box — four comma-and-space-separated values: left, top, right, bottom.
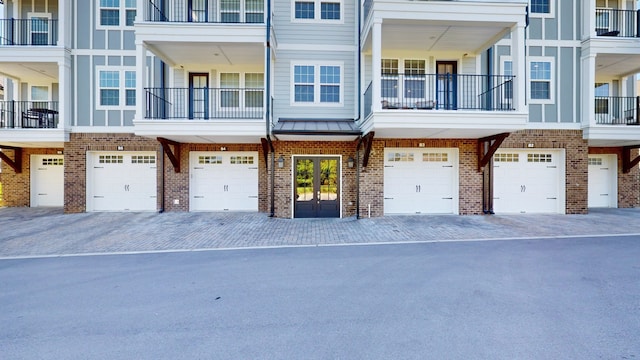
1, 207, 640, 258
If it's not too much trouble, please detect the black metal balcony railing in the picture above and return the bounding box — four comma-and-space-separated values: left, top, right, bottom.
146, 0, 264, 23
0, 18, 58, 45
0, 101, 59, 129
369, 73, 514, 113
595, 96, 640, 125
146, 87, 264, 119
595, 8, 640, 37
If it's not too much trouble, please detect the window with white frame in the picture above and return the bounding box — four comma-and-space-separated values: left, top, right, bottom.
98, 68, 136, 108
530, 0, 551, 14
219, 73, 264, 108
381, 59, 399, 98
292, 63, 342, 105
501, 58, 513, 102
293, 0, 342, 21
529, 58, 553, 103
99, 0, 137, 27
594, 82, 609, 114
28, 13, 51, 45
246, 0, 264, 23
404, 59, 425, 99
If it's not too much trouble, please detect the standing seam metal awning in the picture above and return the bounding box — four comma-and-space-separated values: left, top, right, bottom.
272, 118, 362, 136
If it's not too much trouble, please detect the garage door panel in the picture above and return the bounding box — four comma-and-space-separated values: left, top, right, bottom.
87, 152, 157, 212
31, 155, 64, 207
384, 148, 458, 215
190, 151, 259, 212
493, 150, 563, 214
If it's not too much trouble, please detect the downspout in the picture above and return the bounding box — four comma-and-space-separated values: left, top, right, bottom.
159, 62, 167, 213
355, 0, 362, 219
266, 0, 275, 217
159, 143, 165, 213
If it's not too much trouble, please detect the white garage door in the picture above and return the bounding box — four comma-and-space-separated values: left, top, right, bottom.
190, 151, 259, 211
588, 154, 617, 208
493, 150, 564, 214
30, 155, 64, 207
384, 148, 458, 215
87, 152, 157, 212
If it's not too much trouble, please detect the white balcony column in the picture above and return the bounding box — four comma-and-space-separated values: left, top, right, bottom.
581, 54, 597, 126
57, 55, 72, 129
583, 0, 596, 39
137, 0, 145, 22
136, 42, 148, 121
372, 19, 382, 111
511, 23, 526, 112
59, 0, 72, 47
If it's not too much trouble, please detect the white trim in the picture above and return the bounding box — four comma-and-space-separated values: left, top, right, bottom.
528, 56, 555, 105
276, 44, 356, 52
290, 154, 343, 219
529, 0, 555, 19
290, 61, 344, 106
290, 0, 344, 24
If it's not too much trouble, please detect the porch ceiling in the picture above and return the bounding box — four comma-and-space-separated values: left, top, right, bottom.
146, 42, 264, 67
365, 21, 511, 53
596, 53, 640, 78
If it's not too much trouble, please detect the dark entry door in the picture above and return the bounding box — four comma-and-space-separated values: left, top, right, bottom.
188, 0, 208, 22
436, 61, 457, 110
294, 157, 340, 218
189, 73, 209, 119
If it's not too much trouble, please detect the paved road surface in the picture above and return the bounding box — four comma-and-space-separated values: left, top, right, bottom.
1, 235, 639, 359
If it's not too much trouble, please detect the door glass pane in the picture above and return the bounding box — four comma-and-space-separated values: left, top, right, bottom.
190, 75, 208, 118
319, 159, 337, 201
221, 0, 240, 22
296, 159, 314, 201
190, 0, 207, 22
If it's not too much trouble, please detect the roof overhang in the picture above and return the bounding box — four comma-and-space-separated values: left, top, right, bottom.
272, 119, 362, 141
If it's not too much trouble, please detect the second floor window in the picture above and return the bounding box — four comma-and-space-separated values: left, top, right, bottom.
98, 69, 136, 108
530, 0, 550, 14
293, 63, 342, 105
530, 60, 552, 101
293, 0, 341, 21
99, 0, 136, 27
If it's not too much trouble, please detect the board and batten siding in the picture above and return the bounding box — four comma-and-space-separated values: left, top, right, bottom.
272, 0, 357, 46
273, 50, 357, 120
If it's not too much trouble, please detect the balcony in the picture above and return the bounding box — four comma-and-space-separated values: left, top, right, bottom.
594, 8, 640, 38
134, 87, 265, 143
583, 96, 640, 147
0, 101, 59, 128
0, 18, 58, 46
361, 72, 527, 139
368, 73, 514, 114
145, 0, 264, 23
145, 87, 264, 119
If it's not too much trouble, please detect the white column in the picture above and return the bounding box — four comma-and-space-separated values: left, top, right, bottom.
136, 42, 147, 121
57, 55, 72, 129
372, 19, 382, 111
511, 23, 526, 112
583, 0, 596, 39
137, 0, 145, 22
581, 54, 597, 126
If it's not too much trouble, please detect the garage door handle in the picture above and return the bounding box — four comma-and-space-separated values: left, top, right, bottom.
384, 197, 394, 200
442, 165, 453, 168
194, 196, 204, 198
248, 196, 258, 198
601, 168, 609, 170
384, 165, 393, 168
547, 166, 557, 168
93, 196, 104, 198
547, 197, 557, 200
249, 167, 258, 170
600, 194, 608, 196
442, 197, 453, 200
94, 166, 104, 169
38, 168, 47, 170
193, 167, 204, 170
38, 193, 47, 195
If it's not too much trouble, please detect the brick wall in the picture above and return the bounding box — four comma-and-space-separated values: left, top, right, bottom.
0, 147, 63, 207
270, 141, 358, 218
65, 133, 159, 213
589, 147, 640, 208
502, 130, 589, 214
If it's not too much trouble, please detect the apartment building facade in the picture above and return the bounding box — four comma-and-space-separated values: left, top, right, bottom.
0, 0, 638, 217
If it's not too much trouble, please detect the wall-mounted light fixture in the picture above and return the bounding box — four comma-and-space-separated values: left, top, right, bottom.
278, 155, 285, 168
347, 156, 354, 168
117, 146, 124, 151
220, 147, 227, 151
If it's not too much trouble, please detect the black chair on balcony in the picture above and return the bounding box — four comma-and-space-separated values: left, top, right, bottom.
21, 108, 58, 128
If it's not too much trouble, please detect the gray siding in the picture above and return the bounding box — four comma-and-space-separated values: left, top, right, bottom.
560, 47, 574, 123
273, 0, 356, 46
77, 0, 91, 49
93, 110, 105, 126
560, 0, 575, 40
124, 31, 136, 50
529, 18, 543, 40
530, 104, 542, 123
108, 31, 121, 50
545, 18, 558, 40
76, 56, 91, 126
